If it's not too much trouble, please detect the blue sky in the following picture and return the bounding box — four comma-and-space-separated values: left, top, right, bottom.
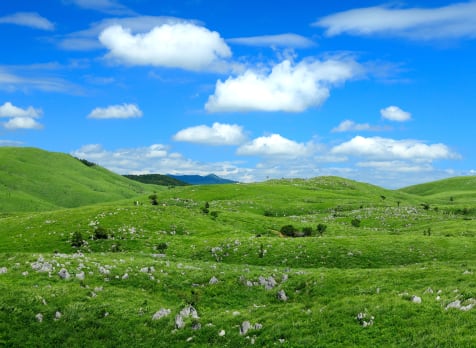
1, 0, 475, 188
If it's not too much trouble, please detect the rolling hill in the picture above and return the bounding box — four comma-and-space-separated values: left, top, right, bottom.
399, 176, 476, 203
1, 147, 476, 346
0, 147, 157, 213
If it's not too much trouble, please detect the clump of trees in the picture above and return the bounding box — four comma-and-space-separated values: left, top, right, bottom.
280, 223, 327, 238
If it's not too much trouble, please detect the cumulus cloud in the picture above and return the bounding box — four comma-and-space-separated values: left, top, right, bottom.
0, 102, 42, 118
331, 119, 387, 133
99, 23, 232, 71
380, 106, 412, 122
331, 136, 460, 162
314, 2, 476, 40
87, 103, 142, 119
206, 58, 361, 113
0, 12, 54, 31
228, 33, 315, 48
237, 134, 315, 158
0, 102, 43, 130
173, 123, 246, 146
3, 117, 43, 130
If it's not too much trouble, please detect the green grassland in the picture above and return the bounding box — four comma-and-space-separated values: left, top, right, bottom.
1, 148, 476, 347
0, 147, 158, 213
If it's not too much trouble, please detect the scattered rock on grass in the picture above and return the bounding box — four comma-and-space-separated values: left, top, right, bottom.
277, 290, 288, 301
58, 268, 70, 280
152, 309, 171, 320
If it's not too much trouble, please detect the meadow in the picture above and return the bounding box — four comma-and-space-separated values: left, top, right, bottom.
1, 148, 476, 347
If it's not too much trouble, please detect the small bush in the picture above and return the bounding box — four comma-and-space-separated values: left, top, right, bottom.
280, 225, 297, 237
71, 231, 84, 247
302, 227, 313, 237
210, 211, 218, 219
93, 226, 108, 240
317, 223, 327, 236
156, 242, 168, 253
351, 218, 361, 228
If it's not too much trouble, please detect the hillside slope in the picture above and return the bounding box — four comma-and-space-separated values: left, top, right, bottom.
399, 176, 476, 202
0, 147, 156, 212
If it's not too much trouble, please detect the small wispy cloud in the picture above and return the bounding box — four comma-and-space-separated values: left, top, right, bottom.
380, 106, 412, 122
332, 119, 389, 133
87, 103, 143, 119
0, 12, 54, 31
228, 33, 315, 48
67, 0, 135, 15
314, 2, 476, 40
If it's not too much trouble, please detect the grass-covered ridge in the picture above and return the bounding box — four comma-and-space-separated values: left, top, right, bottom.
1, 147, 476, 346
0, 147, 158, 213
400, 175, 476, 202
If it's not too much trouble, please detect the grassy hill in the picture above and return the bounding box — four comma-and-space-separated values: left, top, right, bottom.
0, 147, 157, 213
1, 149, 476, 346
400, 176, 476, 205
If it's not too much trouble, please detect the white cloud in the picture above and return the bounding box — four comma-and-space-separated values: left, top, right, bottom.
173, 123, 246, 146
228, 34, 315, 48
380, 106, 411, 122
71, 143, 247, 180
237, 134, 315, 158
0, 102, 43, 130
0, 12, 54, 31
59, 16, 193, 51
331, 136, 460, 162
3, 117, 43, 130
99, 23, 232, 71
67, 0, 134, 15
87, 103, 142, 119
314, 2, 476, 40
206, 58, 361, 113
331, 119, 386, 133
0, 102, 42, 118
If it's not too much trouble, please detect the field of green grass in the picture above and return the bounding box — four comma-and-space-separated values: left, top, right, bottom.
0, 147, 158, 213
1, 148, 476, 347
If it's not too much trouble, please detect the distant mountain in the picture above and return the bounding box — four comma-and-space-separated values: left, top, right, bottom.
0, 147, 156, 212
168, 174, 237, 185
124, 174, 188, 186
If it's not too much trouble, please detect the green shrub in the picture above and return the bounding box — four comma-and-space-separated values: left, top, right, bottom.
156, 242, 168, 253
317, 223, 327, 236
93, 226, 108, 240
71, 231, 84, 247
351, 218, 361, 228
302, 227, 313, 237
280, 224, 297, 237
